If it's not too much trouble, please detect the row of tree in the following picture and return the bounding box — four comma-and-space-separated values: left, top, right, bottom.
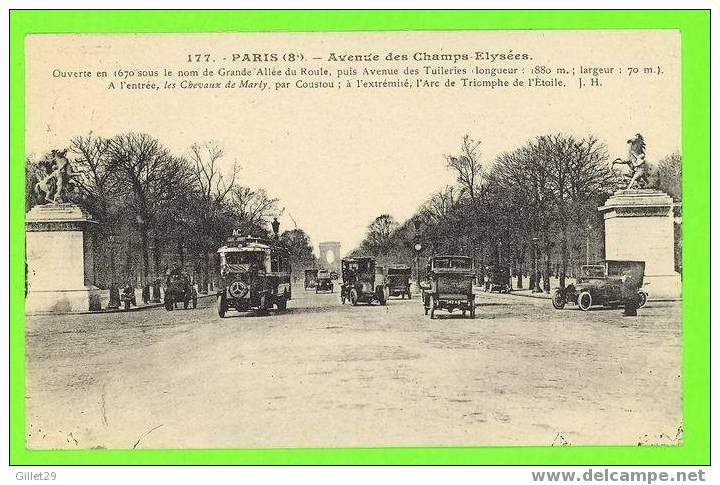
26, 133, 317, 290
350, 133, 682, 290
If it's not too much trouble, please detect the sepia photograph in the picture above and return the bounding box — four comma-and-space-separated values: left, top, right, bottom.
22, 28, 685, 452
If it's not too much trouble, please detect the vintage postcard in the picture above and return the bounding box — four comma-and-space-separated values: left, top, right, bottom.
23, 30, 682, 450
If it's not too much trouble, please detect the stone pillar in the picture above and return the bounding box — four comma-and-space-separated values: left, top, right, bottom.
25, 204, 102, 313
598, 189, 681, 298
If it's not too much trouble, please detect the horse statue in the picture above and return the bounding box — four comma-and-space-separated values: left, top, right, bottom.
34, 149, 76, 204
612, 133, 650, 190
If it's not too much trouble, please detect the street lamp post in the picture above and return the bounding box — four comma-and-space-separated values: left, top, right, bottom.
413, 218, 423, 294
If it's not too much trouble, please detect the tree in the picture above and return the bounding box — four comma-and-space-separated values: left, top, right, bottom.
655, 152, 682, 201
280, 229, 316, 269
228, 186, 281, 236
69, 134, 118, 224
362, 214, 399, 255
537, 134, 613, 287
446, 134, 484, 200
25, 156, 42, 211
186, 141, 238, 291
108, 132, 194, 278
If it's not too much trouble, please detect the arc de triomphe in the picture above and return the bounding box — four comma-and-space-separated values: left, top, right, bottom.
318, 241, 341, 272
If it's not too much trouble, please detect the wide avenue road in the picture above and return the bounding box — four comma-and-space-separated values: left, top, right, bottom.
25, 284, 681, 449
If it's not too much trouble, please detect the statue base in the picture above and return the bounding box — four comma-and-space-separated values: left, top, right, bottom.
599, 189, 681, 299
25, 204, 101, 313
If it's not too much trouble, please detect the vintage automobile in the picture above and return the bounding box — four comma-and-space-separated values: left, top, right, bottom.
304, 269, 318, 290
552, 260, 646, 312
315, 269, 334, 293
386, 264, 412, 299
216, 236, 292, 317
483, 265, 511, 293
340, 257, 388, 306
422, 255, 476, 319
164, 271, 197, 311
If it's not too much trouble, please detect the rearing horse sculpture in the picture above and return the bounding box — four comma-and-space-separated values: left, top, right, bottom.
34, 149, 75, 204
612, 133, 649, 190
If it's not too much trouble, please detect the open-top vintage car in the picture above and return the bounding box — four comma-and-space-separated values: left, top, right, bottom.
422, 255, 476, 319
483, 265, 511, 293
216, 236, 292, 317
164, 270, 197, 311
552, 260, 645, 312
386, 264, 412, 299
340, 257, 388, 306
316, 269, 334, 293
304, 269, 318, 290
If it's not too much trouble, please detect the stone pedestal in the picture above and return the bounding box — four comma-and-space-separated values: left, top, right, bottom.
598, 190, 681, 298
25, 204, 101, 313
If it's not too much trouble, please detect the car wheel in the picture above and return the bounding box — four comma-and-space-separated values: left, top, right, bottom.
552, 289, 566, 310
577, 291, 593, 311
350, 289, 359, 306
637, 291, 647, 308
217, 295, 226, 318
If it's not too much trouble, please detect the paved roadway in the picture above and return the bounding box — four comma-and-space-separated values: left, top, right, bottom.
25, 285, 682, 449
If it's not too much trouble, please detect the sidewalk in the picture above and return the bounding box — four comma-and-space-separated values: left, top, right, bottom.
478, 286, 553, 299
27, 293, 215, 316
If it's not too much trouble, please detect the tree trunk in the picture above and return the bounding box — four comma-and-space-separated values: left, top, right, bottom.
559, 234, 568, 288
125, 236, 133, 282
153, 235, 161, 276
178, 239, 185, 268
516, 246, 524, 289
543, 242, 551, 293
140, 226, 150, 278
530, 244, 537, 291
204, 251, 210, 293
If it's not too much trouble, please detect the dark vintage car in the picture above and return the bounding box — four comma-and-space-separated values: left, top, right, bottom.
552, 260, 646, 312
304, 269, 318, 290
216, 236, 291, 317
164, 271, 197, 311
422, 255, 476, 319
386, 265, 412, 299
483, 265, 511, 293
340, 257, 388, 306
316, 269, 334, 293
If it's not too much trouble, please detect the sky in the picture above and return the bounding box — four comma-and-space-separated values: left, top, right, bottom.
26, 31, 680, 256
